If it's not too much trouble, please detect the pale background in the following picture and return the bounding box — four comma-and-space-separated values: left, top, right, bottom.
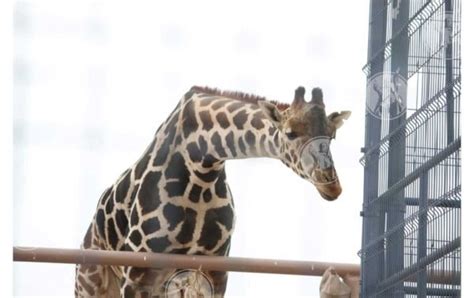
12, 1, 369, 297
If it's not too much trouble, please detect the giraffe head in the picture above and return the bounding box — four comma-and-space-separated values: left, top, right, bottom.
259, 86, 351, 201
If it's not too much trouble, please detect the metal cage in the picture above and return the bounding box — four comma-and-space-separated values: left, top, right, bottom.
360, 0, 461, 297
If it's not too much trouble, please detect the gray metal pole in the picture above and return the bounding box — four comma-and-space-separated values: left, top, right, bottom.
361, 0, 386, 296
417, 171, 428, 297
445, 0, 454, 144
385, 0, 409, 296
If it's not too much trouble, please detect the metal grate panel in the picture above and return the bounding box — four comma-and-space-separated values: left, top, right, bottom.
360, 0, 461, 297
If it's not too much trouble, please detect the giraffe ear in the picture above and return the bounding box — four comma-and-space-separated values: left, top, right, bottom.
327, 111, 351, 139
328, 111, 351, 129
258, 101, 283, 126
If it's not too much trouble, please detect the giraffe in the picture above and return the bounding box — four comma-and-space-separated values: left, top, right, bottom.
74, 85, 351, 297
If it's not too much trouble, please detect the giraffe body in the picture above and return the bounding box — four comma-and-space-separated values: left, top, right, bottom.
74, 86, 350, 297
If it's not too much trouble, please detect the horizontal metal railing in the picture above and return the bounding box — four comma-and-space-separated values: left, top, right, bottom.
369, 137, 460, 207
13, 246, 360, 277
403, 286, 460, 296
376, 237, 460, 292
405, 196, 461, 208
14, 246, 460, 287
359, 184, 460, 257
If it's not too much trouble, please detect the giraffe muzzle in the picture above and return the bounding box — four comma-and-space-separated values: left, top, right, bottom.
315, 176, 342, 201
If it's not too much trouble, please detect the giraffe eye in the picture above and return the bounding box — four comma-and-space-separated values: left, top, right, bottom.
285, 131, 298, 140
284, 127, 298, 140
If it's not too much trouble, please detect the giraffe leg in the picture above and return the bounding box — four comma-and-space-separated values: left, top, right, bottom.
205, 270, 228, 298
75, 263, 120, 297
120, 267, 165, 298
74, 224, 121, 297
205, 244, 231, 297
206, 231, 232, 297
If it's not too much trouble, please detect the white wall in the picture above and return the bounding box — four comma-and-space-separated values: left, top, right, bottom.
13, 1, 369, 297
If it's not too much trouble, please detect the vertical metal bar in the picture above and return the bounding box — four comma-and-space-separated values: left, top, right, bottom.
361, 0, 387, 296
445, 0, 454, 144
385, 0, 409, 297
417, 171, 428, 297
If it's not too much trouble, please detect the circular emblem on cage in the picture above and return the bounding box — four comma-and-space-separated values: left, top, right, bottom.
366, 71, 407, 120
299, 136, 337, 185
164, 269, 214, 298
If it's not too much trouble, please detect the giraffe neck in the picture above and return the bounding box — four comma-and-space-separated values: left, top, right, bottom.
129, 90, 285, 253
171, 91, 285, 167
129, 90, 287, 203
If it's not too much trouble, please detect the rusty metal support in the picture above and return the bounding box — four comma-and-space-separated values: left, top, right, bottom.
14, 246, 359, 277
13, 246, 459, 286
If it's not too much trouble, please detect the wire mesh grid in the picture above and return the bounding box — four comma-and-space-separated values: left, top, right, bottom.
360, 0, 461, 297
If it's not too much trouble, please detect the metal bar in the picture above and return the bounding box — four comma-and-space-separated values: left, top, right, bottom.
360, 0, 387, 296
377, 237, 460, 290
405, 197, 460, 208
384, 3, 410, 297
417, 172, 429, 297
13, 246, 360, 277
405, 269, 461, 285
385, 1, 410, 296
445, 0, 455, 144
374, 137, 460, 206
404, 286, 460, 296
13, 246, 460, 285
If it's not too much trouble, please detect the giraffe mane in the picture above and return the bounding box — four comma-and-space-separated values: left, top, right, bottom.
191, 85, 290, 111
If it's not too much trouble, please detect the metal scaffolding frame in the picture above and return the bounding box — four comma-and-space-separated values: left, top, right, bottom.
360, 0, 461, 297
